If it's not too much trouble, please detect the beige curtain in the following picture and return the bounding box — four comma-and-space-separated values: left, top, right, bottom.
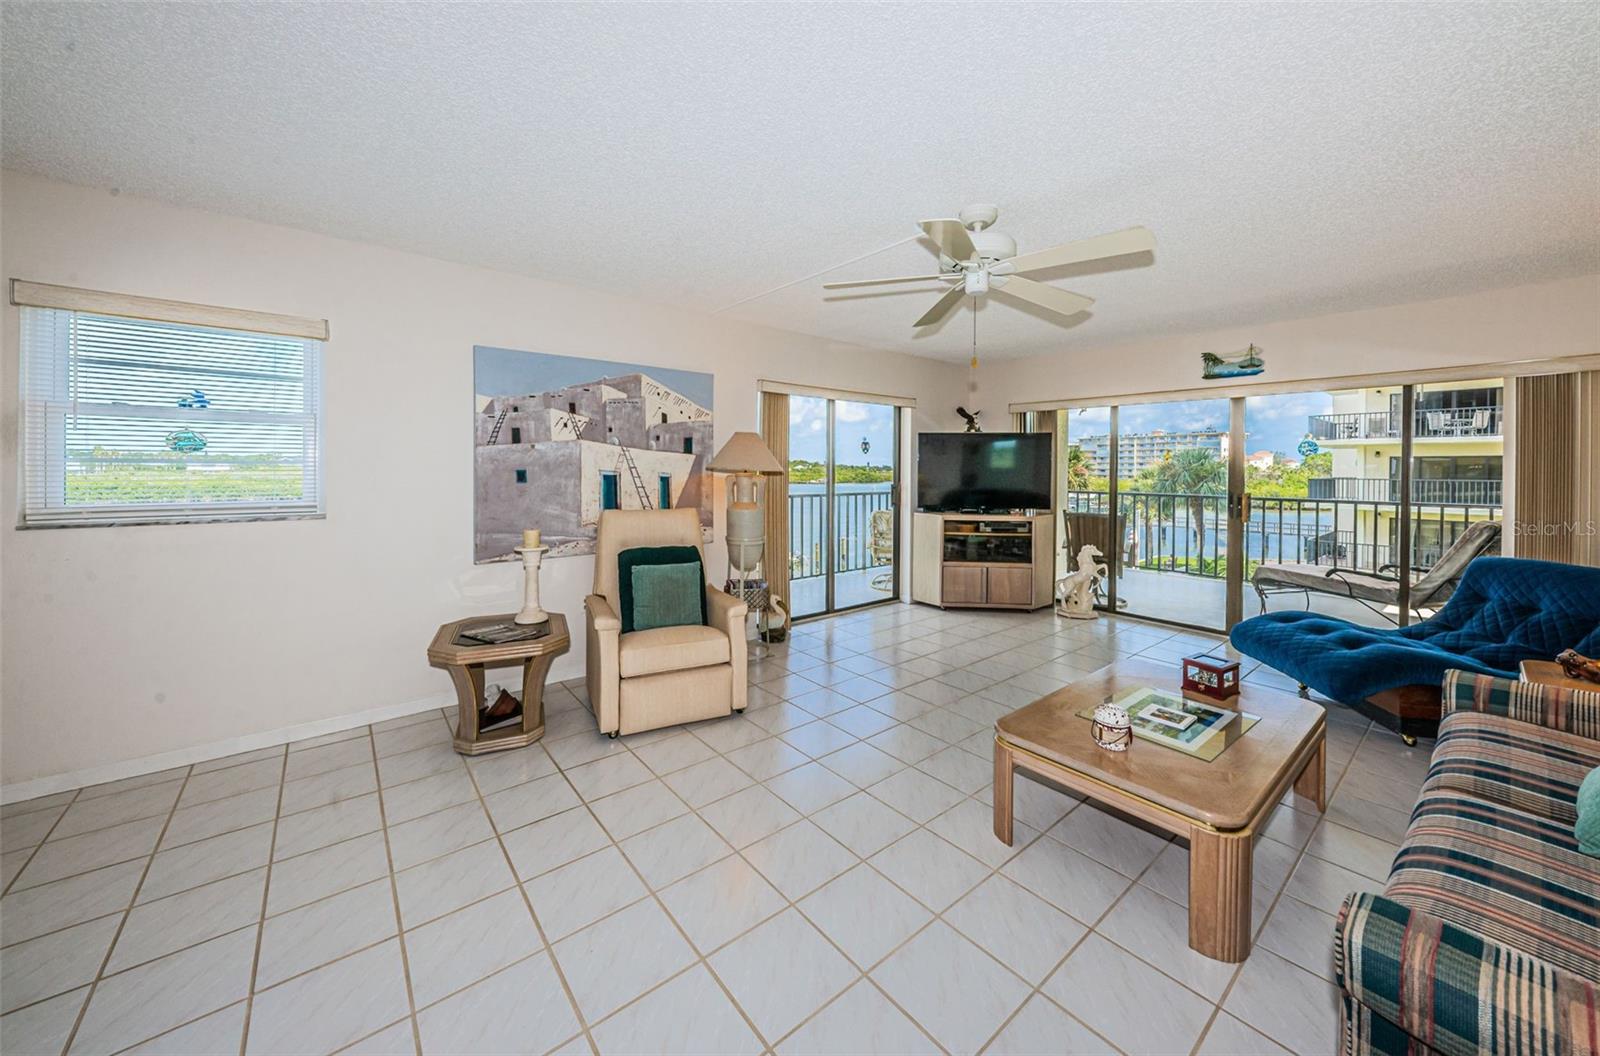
758, 392, 791, 609
1025, 411, 1061, 564
1513, 370, 1599, 566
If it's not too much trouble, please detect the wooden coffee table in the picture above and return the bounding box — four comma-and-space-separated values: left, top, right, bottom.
993, 659, 1326, 962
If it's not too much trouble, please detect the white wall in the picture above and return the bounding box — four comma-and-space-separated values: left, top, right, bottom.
0, 172, 967, 792
973, 273, 1600, 411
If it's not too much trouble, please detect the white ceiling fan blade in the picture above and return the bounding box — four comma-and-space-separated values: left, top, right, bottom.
919, 218, 978, 262
1005, 226, 1156, 274
913, 285, 970, 328
994, 275, 1094, 318
822, 274, 948, 290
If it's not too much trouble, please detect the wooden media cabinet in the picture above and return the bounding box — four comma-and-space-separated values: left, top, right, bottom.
910, 512, 1054, 611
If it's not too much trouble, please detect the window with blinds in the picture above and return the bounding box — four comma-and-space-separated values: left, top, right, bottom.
19, 307, 324, 526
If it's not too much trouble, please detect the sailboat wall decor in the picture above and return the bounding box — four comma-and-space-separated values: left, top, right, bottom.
1200, 344, 1266, 380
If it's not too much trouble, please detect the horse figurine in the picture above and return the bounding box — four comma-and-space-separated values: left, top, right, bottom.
1055, 544, 1107, 620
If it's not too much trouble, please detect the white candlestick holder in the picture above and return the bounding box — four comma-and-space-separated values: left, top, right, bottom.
513, 545, 550, 625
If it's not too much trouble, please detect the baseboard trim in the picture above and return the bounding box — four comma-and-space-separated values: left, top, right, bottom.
1, 691, 456, 806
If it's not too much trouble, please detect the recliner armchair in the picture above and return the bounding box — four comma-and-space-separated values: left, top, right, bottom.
585, 508, 747, 738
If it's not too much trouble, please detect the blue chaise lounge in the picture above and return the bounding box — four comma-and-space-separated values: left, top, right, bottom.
1230, 556, 1600, 742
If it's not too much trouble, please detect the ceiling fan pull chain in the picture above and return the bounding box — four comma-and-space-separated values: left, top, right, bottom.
971, 297, 978, 370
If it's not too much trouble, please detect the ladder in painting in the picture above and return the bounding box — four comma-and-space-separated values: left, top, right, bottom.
611, 440, 654, 509
486, 407, 510, 444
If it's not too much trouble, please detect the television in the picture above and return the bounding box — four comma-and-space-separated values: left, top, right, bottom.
917, 432, 1053, 512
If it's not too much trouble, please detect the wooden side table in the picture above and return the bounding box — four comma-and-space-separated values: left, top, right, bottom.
427, 612, 571, 755
1519, 659, 1600, 693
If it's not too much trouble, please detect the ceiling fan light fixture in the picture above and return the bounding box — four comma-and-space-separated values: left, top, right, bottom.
964, 270, 990, 295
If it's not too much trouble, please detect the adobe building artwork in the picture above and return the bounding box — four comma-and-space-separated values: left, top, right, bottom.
473, 346, 714, 562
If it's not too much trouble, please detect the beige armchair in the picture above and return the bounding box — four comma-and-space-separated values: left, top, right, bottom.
585, 508, 748, 738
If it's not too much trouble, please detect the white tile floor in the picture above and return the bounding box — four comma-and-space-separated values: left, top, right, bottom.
0, 603, 1433, 1055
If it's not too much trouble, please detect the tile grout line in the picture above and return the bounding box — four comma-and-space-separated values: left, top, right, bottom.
365, 719, 429, 1056
1188, 710, 1373, 1055
462, 718, 602, 1056
0, 786, 85, 900
56, 762, 197, 1056
235, 745, 291, 1056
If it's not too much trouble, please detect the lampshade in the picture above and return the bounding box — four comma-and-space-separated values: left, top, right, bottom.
706, 432, 784, 475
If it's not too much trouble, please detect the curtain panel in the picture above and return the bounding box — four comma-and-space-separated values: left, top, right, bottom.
758, 392, 791, 609
1513, 370, 1599, 566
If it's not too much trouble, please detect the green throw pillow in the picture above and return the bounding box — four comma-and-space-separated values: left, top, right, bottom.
1578, 766, 1600, 858
617, 545, 707, 633
629, 562, 705, 632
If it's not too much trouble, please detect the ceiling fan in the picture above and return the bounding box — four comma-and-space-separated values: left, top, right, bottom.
823, 204, 1154, 328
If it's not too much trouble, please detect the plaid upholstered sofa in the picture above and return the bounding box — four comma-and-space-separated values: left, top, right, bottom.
1334, 670, 1599, 1055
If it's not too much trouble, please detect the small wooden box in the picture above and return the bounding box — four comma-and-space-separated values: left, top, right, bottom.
1182, 655, 1241, 701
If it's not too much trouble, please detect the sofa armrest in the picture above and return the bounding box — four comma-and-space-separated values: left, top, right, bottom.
584, 594, 621, 734
1440, 668, 1600, 737
1335, 893, 1597, 1056
705, 586, 748, 713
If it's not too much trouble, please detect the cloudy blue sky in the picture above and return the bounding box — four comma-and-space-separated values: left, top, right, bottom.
473, 346, 714, 409
789, 396, 897, 466
1064, 391, 1332, 457
787, 390, 1332, 471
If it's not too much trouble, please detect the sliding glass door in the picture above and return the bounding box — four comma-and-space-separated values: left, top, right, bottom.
1111, 398, 1233, 630
1057, 376, 1507, 633
788, 396, 900, 618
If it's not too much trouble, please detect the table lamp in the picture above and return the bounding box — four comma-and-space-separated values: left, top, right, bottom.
706, 431, 785, 592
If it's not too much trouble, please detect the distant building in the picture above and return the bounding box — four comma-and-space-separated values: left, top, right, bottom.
474, 373, 714, 561
1073, 429, 1230, 478
1305, 378, 1502, 567
1246, 450, 1277, 469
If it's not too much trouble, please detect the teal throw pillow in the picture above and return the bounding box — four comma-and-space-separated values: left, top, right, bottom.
617, 545, 706, 633
1578, 765, 1600, 858
629, 562, 704, 633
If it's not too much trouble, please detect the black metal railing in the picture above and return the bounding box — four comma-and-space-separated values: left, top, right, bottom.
789, 488, 894, 581
1307, 477, 1503, 506
1064, 489, 1500, 579
1307, 405, 1502, 441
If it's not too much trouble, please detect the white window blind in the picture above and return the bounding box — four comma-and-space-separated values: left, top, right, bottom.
19, 306, 324, 526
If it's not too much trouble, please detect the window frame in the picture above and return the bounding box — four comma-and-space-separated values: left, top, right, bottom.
16, 299, 327, 529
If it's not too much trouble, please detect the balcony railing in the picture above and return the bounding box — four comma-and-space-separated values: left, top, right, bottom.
1307, 477, 1503, 505
1307, 405, 1502, 441
789, 487, 893, 581
1064, 489, 1500, 580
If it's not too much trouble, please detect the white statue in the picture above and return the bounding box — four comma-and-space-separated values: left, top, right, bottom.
1055, 544, 1107, 620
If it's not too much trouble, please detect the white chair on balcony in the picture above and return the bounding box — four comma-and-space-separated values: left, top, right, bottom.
1470, 408, 1492, 434
1249, 519, 1501, 624
868, 508, 895, 593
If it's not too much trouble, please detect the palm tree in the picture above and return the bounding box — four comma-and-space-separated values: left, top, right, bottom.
1149, 448, 1227, 562
1064, 445, 1092, 491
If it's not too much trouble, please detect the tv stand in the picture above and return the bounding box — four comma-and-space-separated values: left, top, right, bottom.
910, 512, 1053, 611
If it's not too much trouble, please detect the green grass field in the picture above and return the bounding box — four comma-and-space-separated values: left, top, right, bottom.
65, 464, 303, 504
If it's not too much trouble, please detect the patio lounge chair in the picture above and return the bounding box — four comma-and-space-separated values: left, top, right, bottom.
1251, 519, 1501, 623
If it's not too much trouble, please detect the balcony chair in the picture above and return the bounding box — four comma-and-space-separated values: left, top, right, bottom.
1061, 508, 1126, 607
1231, 555, 1600, 743
1250, 519, 1501, 624
868, 507, 895, 593
584, 508, 747, 738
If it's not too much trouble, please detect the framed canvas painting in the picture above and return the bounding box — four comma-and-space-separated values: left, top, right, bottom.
473, 346, 714, 563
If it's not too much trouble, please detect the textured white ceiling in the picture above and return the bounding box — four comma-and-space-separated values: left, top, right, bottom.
3, 2, 1597, 361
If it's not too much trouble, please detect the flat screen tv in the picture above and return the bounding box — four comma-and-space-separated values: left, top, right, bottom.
917, 432, 1053, 512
